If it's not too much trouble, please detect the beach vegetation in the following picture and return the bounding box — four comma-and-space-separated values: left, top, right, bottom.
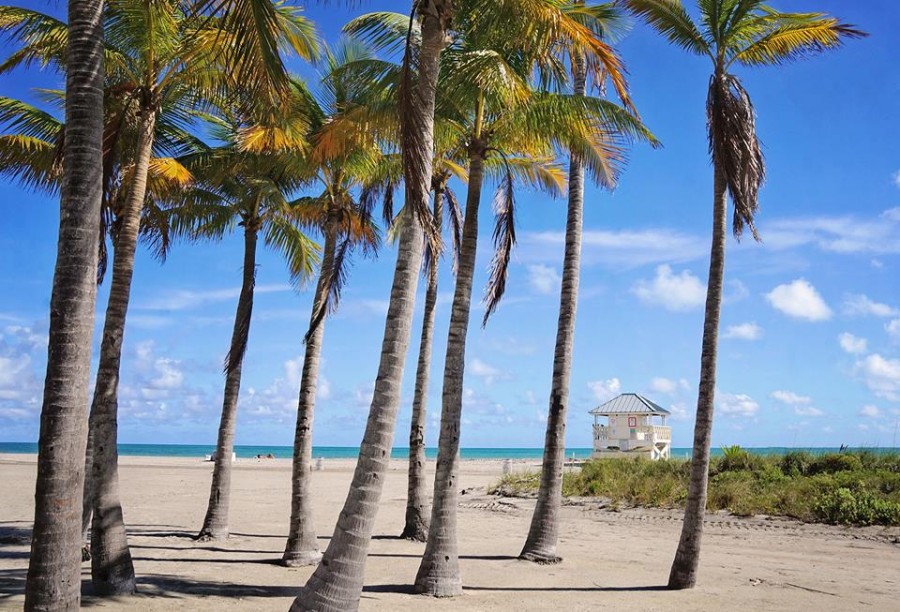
490, 451, 900, 527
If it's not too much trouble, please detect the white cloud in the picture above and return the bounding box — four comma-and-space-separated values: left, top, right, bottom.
667, 402, 690, 421
342, 298, 390, 318
149, 358, 184, 390
718, 392, 759, 417
0, 354, 31, 390
470, 358, 504, 385
588, 378, 621, 403
838, 332, 868, 355
854, 354, 900, 401
770, 390, 823, 416
843, 294, 899, 318
520, 228, 707, 268
527, 264, 561, 295
723, 322, 762, 341
771, 390, 812, 405
318, 376, 332, 401
794, 405, 825, 417
632, 265, 706, 312
761, 208, 900, 255
650, 377, 689, 395
765, 279, 832, 322
725, 280, 750, 303
893, 171, 900, 188
140, 284, 291, 311
887, 319, 900, 342
860, 405, 880, 418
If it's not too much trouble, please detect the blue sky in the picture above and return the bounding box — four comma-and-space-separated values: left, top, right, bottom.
1, 1, 899, 449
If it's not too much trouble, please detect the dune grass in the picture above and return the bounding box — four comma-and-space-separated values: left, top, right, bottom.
488, 449, 900, 526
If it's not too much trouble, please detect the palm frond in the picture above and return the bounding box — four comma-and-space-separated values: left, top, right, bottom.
444, 185, 464, 273
622, 0, 711, 57
732, 15, 867, 67
482, 164, 516, 327
707, 73, 762, 241
305, 233, 349, 343
263, 212, 319, 287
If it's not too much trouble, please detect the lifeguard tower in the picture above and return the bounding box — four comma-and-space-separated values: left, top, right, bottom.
590, 393, 672, 460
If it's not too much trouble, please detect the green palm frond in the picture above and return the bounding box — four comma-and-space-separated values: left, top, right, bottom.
263, 212, 319, 287
622, 0, 711, 57
731, 13, 866, 67
0, 134, 61, 193
484, 154, 567, 196
0, 96, 63, 142
194, 0, 321, 103
343, 11, 416, 57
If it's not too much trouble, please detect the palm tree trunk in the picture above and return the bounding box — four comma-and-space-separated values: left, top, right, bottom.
414, 152, 483, 597
520, 52, 586, 564
291, 4, 448, 610
24, 0, 105, 607
198, 220, 259, 540
668, 160, 727, 590
401, 185, 445, 542
87, 108, 158, 595
281, 221, 337, 566
81, 425, 94, 558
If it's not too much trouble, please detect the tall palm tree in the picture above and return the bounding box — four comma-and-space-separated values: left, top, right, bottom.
624, 0, 864, 589
179, 102, 320, 542
20, 0, 104, 606
2, 0, 319, 592
400, 166, 463, 541
520, 0, 654, 564
280, 44, 386, 565
381, 4, 648, 595
290, 2, 454, 609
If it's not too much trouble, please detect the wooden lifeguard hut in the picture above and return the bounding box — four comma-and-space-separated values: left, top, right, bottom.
589, 393, 672, 460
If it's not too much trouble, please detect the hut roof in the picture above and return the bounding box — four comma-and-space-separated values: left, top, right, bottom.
588, 393, 670, 416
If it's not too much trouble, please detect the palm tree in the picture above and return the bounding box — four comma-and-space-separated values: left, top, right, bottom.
180, 102, 320, 542
2, 0, 318, 591
401, 166, 463, 542
290, 2, 453, 609
623, 0, 864, 589
20, 0, 104, 606
396, 4, 649, 594
280, 44, 386, 565
520, 0, 654, 564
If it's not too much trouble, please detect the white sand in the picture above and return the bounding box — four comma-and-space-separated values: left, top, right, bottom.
1, 453, 898, 610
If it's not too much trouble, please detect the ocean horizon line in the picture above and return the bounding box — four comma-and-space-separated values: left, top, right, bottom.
1, 442, 898, 461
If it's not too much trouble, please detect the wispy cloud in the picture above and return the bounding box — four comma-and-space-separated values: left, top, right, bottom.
140, 284, 292, 311
527, 264, 560, 295
770, 390, 824, 417
519, 228, 706, 268
843, 294, 899, 318
838, 332, 868, 355
761, 208, 900, 254
718, 392, 759, 417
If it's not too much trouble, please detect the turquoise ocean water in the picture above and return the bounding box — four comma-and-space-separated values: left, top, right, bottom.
1, 442, 894, 460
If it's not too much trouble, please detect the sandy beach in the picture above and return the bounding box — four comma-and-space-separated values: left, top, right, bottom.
1, 453, 898, 610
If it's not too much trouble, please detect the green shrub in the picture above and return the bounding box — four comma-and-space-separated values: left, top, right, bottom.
813, 488, 900, 526
807, 453, 863, 475
780, 451, 814, 476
